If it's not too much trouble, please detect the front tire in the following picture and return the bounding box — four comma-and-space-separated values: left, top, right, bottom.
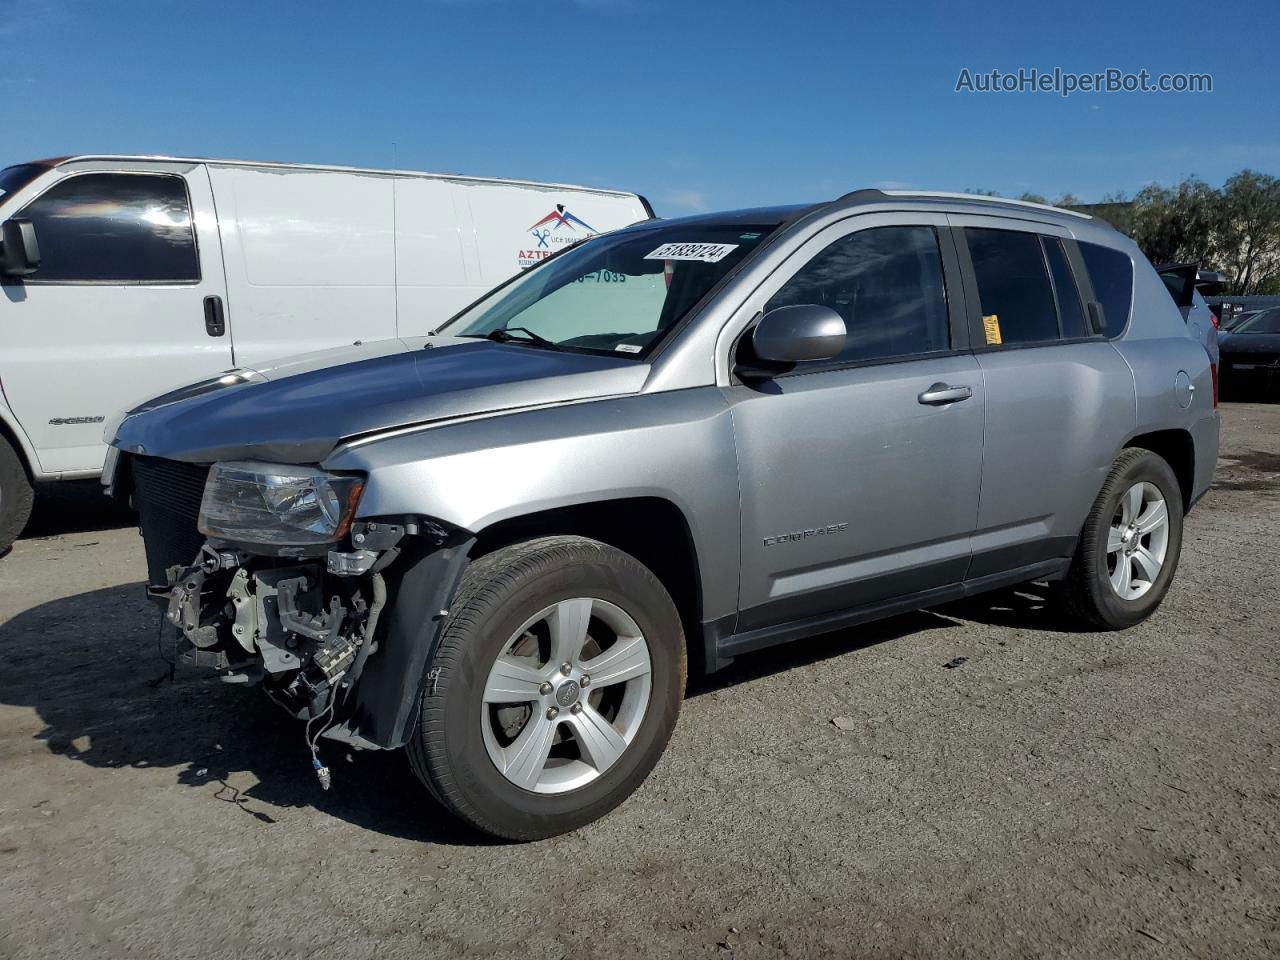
0, 437, 34, 556
407, 536, 686, 841
1060, 448, 1184, 629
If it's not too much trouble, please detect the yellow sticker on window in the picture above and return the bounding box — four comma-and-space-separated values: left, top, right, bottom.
982, 313, 1002, 345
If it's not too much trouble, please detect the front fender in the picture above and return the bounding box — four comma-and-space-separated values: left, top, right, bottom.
323, 389, 741, 624
335, 533, 475, 749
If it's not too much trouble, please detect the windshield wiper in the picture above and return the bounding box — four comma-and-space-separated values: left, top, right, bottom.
484, 327, 563, 351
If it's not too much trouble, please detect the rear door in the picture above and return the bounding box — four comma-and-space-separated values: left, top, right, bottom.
951, 215, 1135, 577
0, 162, 231, 475
725, 213, 985, 630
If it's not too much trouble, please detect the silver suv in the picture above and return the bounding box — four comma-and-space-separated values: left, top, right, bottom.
105, 189, 1220, 840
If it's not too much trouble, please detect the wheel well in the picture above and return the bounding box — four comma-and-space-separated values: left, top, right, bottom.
1126, 429, 1194, 512
0, 416, 34, 483
471, 498, 702, 641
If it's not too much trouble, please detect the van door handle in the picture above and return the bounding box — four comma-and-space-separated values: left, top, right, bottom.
918, 383, 973, 405
203, 295, 226, 337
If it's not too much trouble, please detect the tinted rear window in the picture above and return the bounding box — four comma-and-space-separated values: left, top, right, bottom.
965, 228, 1059, 345
1043, 238, 1088, 339
1079, 242, 1134, 337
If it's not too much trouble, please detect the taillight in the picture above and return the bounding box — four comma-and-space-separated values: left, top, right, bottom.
1210, 359, 1220, 408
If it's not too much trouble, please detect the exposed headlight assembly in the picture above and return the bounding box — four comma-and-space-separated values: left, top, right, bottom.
198, 461, 365, 551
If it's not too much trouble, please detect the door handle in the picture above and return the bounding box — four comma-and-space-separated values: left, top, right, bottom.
918, 382, 973, 405
203, 295, 226, 337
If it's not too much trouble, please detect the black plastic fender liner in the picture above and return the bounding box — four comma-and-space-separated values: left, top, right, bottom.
337, 532, 476, 749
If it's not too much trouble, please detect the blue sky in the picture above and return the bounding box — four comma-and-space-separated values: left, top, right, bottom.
3, 0, 1276, 214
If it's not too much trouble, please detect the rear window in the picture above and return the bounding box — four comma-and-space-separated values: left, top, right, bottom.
1043, 238, 1088, 339
965, 228, 1059, 345
1079, 242, 1134, 337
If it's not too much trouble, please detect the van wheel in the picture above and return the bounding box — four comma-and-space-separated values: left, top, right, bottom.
1060, 448, 1184, 629
407, 536, 686, 841
0, 437, 34, 556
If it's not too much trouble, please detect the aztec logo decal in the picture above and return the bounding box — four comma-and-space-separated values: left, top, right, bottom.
518, 204, 598, 268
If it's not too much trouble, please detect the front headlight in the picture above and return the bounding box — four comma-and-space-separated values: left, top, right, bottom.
198, 461, 365, 550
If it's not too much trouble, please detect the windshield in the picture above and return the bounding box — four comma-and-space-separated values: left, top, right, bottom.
0, 163, 50, 210
437, 222, 777, 357
1235, 308, 1280, 334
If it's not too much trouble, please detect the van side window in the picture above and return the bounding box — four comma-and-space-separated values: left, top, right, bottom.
1042, 237, 1088, 339
1078, 241, 1134, 337
964, 228, 1058, 345
18, 173, 198, 283
766, 225, 950, 364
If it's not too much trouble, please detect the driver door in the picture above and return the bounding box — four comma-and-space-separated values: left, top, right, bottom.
721, 213, 985, 632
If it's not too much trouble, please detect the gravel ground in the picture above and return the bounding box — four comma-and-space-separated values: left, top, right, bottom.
1, 403, 1278, 960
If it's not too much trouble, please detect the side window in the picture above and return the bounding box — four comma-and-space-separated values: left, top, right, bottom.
1078, 241, 1134, 337
964, 228, 1058, 345
19, 173, 198, 283
765, 225, 950, 364
1042, 238, 1088, 339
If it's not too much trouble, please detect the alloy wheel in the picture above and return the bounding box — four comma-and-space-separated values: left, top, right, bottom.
480, 597, 652, 794
1106, 481, 1170, 600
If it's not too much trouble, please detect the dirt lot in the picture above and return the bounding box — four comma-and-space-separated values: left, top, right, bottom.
1, 404, 1278, 960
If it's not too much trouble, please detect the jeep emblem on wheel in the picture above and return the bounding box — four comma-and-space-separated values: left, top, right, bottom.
555, 679, 581, 707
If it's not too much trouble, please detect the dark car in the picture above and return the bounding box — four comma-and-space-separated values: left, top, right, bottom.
1222, 309, 1261, 332
1219, 307, 1280, 399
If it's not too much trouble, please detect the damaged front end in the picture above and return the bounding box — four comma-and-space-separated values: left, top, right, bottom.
123, 455, 473, 787
163, 526, 397, 712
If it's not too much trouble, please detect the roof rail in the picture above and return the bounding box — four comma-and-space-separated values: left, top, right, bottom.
877, 189, 1091, 220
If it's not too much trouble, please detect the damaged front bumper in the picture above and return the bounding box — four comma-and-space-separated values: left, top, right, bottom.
160, 519, 474, 761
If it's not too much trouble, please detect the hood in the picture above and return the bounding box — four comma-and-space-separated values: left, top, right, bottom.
111, 337, 650, 464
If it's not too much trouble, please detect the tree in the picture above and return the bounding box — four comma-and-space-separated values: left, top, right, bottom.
1213, 171, 1280, 295
1129, 177, 1220, 267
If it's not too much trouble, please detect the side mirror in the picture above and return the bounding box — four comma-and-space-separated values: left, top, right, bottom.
0, 219, 40, 277
751, 304, 846, 364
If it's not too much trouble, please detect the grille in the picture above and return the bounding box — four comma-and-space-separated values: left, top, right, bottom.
131, 456, 211, 589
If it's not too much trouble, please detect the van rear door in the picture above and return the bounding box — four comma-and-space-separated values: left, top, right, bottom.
0, 161, 232, 476
462, 185, 649, 287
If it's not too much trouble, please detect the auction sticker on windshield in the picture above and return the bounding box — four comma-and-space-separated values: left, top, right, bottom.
645, 242, 739, 263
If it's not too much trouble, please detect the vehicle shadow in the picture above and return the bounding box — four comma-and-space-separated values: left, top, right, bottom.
2, 578, 1081, 843
687, 581, 1087, 696
23, 480, 137, 539
0, 582, 495, 847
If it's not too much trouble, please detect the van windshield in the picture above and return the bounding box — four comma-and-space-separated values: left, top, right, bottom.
0, 163, 50, 209
437, 222, 777, 357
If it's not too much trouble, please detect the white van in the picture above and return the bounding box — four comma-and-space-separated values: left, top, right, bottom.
0, 155, 653, 550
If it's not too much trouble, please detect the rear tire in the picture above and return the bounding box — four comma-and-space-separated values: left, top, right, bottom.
0, 437, 34, 556
407, 535, 686, 841
1060, 448, 1184, 629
